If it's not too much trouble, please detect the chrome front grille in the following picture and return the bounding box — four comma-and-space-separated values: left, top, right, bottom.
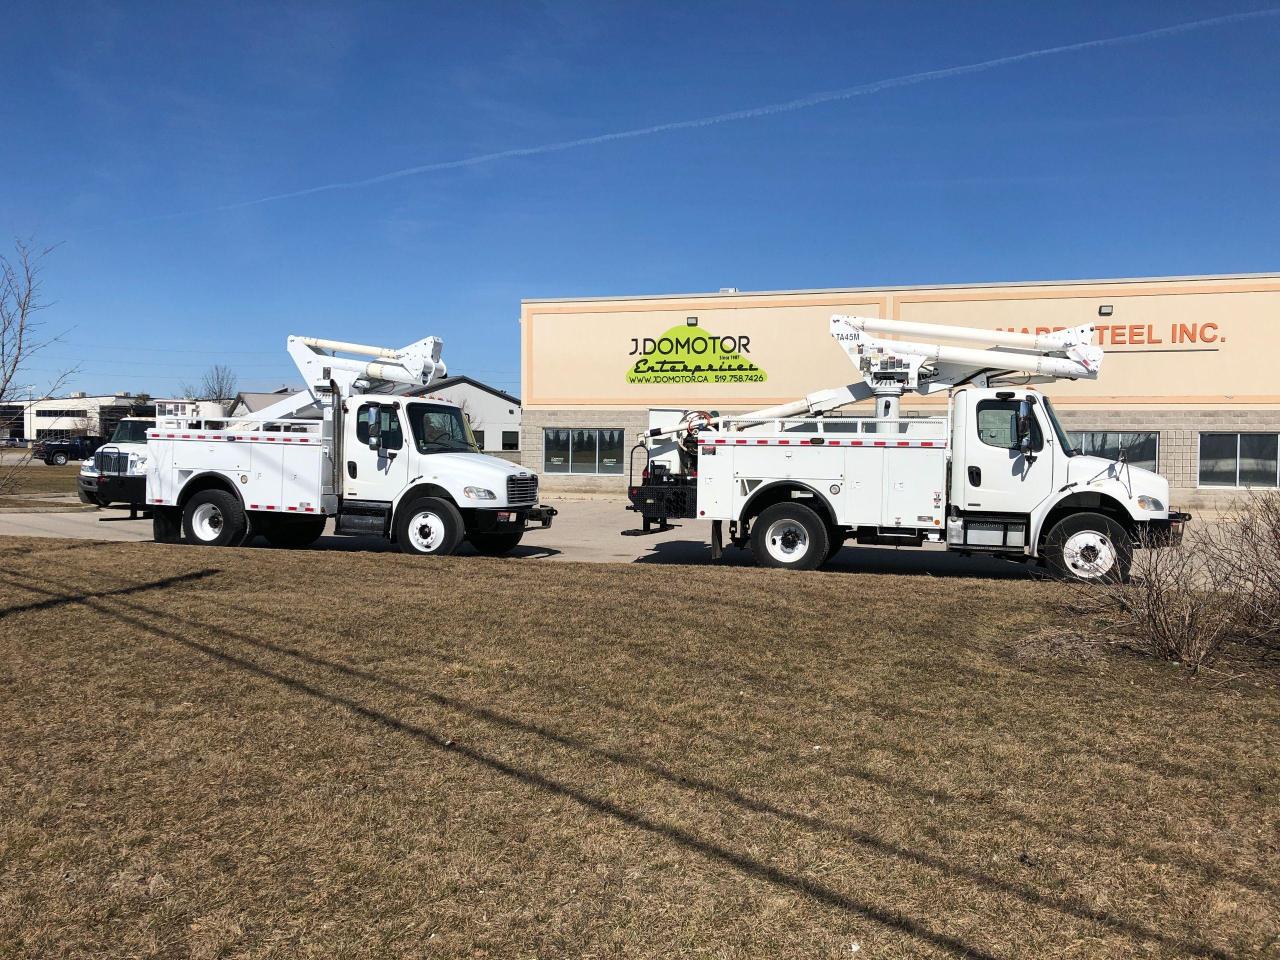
506, 474, 538, 504
96, 450, 128, 475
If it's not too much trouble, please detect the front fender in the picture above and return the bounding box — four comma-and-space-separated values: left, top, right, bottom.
1031, 482, 1142, 551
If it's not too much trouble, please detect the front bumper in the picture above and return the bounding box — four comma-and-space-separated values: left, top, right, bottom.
526, 504, 557, 528
1140, 509, 1192, 547
86, 473, 146, 506
77, 474, 98, 504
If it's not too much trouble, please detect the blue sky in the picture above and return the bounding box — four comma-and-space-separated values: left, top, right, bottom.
3, 1, 1277, 397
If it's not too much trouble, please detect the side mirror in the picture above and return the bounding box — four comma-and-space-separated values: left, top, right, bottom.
366, 409, 382, 450
1016, 399, 1037, 460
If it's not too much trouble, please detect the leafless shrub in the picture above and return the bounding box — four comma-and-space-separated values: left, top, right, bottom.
0, 239, 74, 495
1199, 490, 1280, 657
1066, 527, 1238, 672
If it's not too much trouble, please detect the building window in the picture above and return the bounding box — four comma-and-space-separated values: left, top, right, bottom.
1199, 433, 1279, 488
1067, 431, 1159, 473
543, 427, 624, 475
502, 430, 519, 451
36, 408, 88, 419
472, 430, 485, 450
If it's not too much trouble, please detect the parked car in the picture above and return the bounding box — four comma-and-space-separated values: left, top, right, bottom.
32, 436, 104, 465
0, 437, 25, 448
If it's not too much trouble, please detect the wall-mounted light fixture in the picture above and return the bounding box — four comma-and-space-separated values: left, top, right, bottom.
686, 316, 698, 327
1098, 305, 1114, 317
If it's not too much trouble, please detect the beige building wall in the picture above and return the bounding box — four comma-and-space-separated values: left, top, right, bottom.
520, 274, 1280, 505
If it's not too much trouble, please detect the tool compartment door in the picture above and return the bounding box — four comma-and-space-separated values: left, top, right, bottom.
172, 439, 248, 472
731, 444, 843, 481
881, 449, 947, 528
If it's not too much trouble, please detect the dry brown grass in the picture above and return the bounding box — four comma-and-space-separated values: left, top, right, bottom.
1, 461, 82, 496
0, 538, 1276, 959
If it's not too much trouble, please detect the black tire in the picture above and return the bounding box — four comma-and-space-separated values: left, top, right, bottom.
181, 489, 248, 547
468, 528, 524, 556
152, 506, 182, 544
260, 516, 326, 549
750, 502, 830, 571
1043, 512, 1132, 583
826, 525, 846, 561
395, 496, 464, 556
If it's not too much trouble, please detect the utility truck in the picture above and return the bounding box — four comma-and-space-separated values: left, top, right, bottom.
628, 315, 1189, 581
147, 335, 554, 554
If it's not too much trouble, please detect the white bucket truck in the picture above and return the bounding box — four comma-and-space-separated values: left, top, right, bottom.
147, 335, 554, 554
627, 315, 1188, 581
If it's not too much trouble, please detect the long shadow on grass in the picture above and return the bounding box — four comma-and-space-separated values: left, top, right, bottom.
2, 564, 1263, 904
4, 576, 1002, 960
0, 568, 219, 619
3, 568, 1243, 960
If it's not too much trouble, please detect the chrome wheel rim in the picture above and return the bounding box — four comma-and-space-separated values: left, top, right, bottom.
1063, 530, 1117, 579
191, 503, 224, 542
764, 518, 809, 563
408, 511, 446, 553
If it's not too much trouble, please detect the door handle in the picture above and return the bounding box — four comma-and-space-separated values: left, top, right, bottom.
347, 461, 357, 479
968, 466, 981, 486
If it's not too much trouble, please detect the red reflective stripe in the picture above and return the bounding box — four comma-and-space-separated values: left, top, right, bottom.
286, 506, 297, 511
735, 439, 746, 445
898, 441, 910, 447
756, 439, 768, 445
715, 439, 726, 445
249, 504, 259, 509
829, 440, 841, 445
874, 441, 886, 447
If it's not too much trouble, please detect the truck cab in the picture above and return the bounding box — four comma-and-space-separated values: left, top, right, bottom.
336, 394, 547, 555
946, 387, 1184, 578
79, 417, 154, 507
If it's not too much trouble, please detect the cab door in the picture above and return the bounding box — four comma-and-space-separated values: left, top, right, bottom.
343, 401, 408, 502
960, 396, 1054, 514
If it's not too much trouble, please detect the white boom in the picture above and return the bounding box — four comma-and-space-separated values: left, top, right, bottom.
242, 334, 447, 424
644, 314, 1104, 442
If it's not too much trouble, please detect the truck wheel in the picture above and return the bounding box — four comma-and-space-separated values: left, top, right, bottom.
396, 497, 463, 556
52, 453, 68, 465
1044, 512, 1132, 583
181, 490, 247, 547
468, 529, 524, 556
152, 506, 182, 544
751, 502, 830, 571
261, 517, 326, 549
826, 524, 846, 561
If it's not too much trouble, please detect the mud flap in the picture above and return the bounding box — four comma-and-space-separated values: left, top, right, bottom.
152, 506, 182, 544
711, 520, 723, 560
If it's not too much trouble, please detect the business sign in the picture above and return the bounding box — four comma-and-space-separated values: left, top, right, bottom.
626, 321, 767, 385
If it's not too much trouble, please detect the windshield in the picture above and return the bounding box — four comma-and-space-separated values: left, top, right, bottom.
406, 402, 478, 454
110, 420, 154, 444
1039, 397, 1077, 456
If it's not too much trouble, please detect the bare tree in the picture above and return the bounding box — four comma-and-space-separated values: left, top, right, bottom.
182, 364, 239, 410
1, 240, 74, 494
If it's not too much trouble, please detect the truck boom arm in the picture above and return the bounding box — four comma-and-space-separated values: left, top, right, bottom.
641, 314, 1104, 446
241, 334, 447, 425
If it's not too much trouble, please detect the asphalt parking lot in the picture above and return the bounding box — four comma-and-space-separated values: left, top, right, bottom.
0, 495, 1035, 578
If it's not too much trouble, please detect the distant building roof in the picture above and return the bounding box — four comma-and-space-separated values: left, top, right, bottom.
408, 375, 520, 407
229, 388, 297, 413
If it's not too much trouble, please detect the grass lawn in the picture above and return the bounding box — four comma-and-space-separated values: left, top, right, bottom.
0, 538, 1276, 959
1, 461, 83, 496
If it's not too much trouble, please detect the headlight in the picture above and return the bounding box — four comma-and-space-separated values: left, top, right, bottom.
1136, 495, 1165, 511
463, 486, 496, 500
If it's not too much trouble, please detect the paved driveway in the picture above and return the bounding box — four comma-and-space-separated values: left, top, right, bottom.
0, 497, 1034, 578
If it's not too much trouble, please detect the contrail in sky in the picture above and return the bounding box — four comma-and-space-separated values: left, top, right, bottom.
137, 7, 1279, 222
